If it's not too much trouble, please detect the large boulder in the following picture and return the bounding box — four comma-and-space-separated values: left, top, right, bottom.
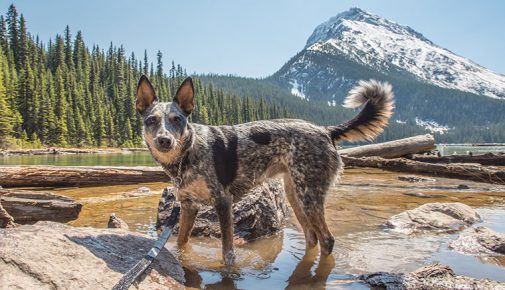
450, 226, 505, 256
157, 179, 288, 241
0, 221, 184, 290
385, 202, 481, 234
361, 263, 505, 290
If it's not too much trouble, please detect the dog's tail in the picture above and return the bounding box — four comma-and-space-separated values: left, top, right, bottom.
327, 79, 394, 143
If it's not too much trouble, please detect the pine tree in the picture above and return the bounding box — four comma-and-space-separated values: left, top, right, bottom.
0, 51, 14, 147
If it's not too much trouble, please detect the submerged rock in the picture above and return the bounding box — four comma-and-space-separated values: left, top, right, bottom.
122, 186, 153, 197
398, 175, 436, 183
157, 179, 287, 241
108, 213, 129, 230
450, 226, 505, 256
385, 202, 481, 234
0, 221, 184, 289
361, 263, 505, 290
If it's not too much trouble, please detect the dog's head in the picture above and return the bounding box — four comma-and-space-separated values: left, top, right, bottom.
136, 75, 194, 164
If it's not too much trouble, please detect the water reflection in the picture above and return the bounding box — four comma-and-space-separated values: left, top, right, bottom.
286, 248, 335, 290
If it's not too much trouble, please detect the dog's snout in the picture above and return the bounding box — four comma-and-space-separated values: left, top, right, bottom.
157, 136, 173, 149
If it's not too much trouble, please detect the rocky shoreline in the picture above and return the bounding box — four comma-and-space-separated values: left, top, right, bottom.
0, 221, 185, 290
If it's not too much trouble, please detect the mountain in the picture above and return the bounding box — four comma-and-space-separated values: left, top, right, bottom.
304, 8, 505, 100
266, 8, 505, 142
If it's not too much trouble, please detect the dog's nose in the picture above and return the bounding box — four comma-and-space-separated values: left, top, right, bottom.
157, 136, 173, 149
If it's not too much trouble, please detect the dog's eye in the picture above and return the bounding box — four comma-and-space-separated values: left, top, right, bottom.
145, 117, 157, 126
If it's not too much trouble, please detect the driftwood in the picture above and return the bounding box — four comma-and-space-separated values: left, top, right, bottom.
339, 134, 435, 158
342, 156, 505, 185
0, 166, 168, 188
410, 152, 505, 166
0, 189, 82, 223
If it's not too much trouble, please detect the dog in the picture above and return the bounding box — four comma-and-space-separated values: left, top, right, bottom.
136, 75, 393, 265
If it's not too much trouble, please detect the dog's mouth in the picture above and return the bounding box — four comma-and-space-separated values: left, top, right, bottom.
155, 145, 175, 153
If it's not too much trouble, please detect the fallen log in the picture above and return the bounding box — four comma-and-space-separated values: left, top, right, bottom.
0, 166, 168, 188
342, 156, 505, 185
339, 134, 435, 158
0, 189, 82, 223
409, 152, 505, 166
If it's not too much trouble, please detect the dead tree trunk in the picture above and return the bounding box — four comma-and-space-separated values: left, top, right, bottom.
0, 189, 82, 223
342, 156, 505, 185
339, 134, 435, 158
0, 166, 168, 188
409, 152, 505, 166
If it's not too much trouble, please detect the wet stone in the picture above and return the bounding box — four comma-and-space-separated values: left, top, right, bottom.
360, 263, 505, 290
108, 213, 129, 230
385, 202, 481, 234
450, 226, 505, 256
157, 179, 287, 241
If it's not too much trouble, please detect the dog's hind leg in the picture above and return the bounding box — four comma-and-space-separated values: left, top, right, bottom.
283, 175, 318, 250
177, 200, 199, 246
214, 194, 235, 266
300, 187, 335, 256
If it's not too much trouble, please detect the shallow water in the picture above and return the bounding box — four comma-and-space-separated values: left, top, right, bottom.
38, 168, 505, 289
3, 151, 505, 289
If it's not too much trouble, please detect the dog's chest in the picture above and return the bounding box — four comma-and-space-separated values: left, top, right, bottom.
176, 177, 213, 204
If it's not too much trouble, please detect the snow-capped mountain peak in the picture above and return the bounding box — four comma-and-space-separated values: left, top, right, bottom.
303, 8, 505, 99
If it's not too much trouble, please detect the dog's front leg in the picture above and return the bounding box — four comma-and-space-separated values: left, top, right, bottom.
214, 194, 235, 266
177, 200, 199, 246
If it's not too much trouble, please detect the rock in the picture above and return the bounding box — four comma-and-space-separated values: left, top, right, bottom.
360, 263, 505, 290
122, 186, 152, 198
0, 200, 15, 228
403, 192, 428, 198
108, 213, 129, 230
0, 189, 82, 224
385, 202, 481, 234
457, 184, 470, 189
450, 226, 505, 256
398, 175, 436, 183
157, 179, 288, 241
0, 221, 184, 290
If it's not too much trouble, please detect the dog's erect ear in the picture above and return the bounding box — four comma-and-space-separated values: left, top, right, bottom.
136, 75, 157, 113
173, 77, 194, 115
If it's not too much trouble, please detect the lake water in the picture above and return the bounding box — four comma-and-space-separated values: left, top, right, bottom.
2, 146, 505, 289
1, 144, 504, 167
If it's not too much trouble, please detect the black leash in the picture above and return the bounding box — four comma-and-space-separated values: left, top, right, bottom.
112, 207, 180, 290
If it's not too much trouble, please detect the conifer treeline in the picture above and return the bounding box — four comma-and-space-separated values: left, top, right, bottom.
0, 4, 288, 148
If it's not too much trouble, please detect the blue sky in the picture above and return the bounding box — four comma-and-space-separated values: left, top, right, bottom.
2, 1, 504, 77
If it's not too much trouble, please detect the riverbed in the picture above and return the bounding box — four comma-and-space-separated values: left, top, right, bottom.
2, 150, 505, 289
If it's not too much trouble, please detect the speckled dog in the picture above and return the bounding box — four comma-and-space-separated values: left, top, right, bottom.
136, 75, 394, 265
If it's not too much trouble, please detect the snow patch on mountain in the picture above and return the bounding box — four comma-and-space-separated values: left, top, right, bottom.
289, 79, 308, 100
306, 8, 505, 99
415, 118, 450, 134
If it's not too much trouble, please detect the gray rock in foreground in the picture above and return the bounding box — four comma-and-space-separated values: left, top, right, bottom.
157, 179, 287, 241
0, 221, 184, 290
385, 202, 481, 234
361, 263, 505, 290
450, 226, 505, 257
